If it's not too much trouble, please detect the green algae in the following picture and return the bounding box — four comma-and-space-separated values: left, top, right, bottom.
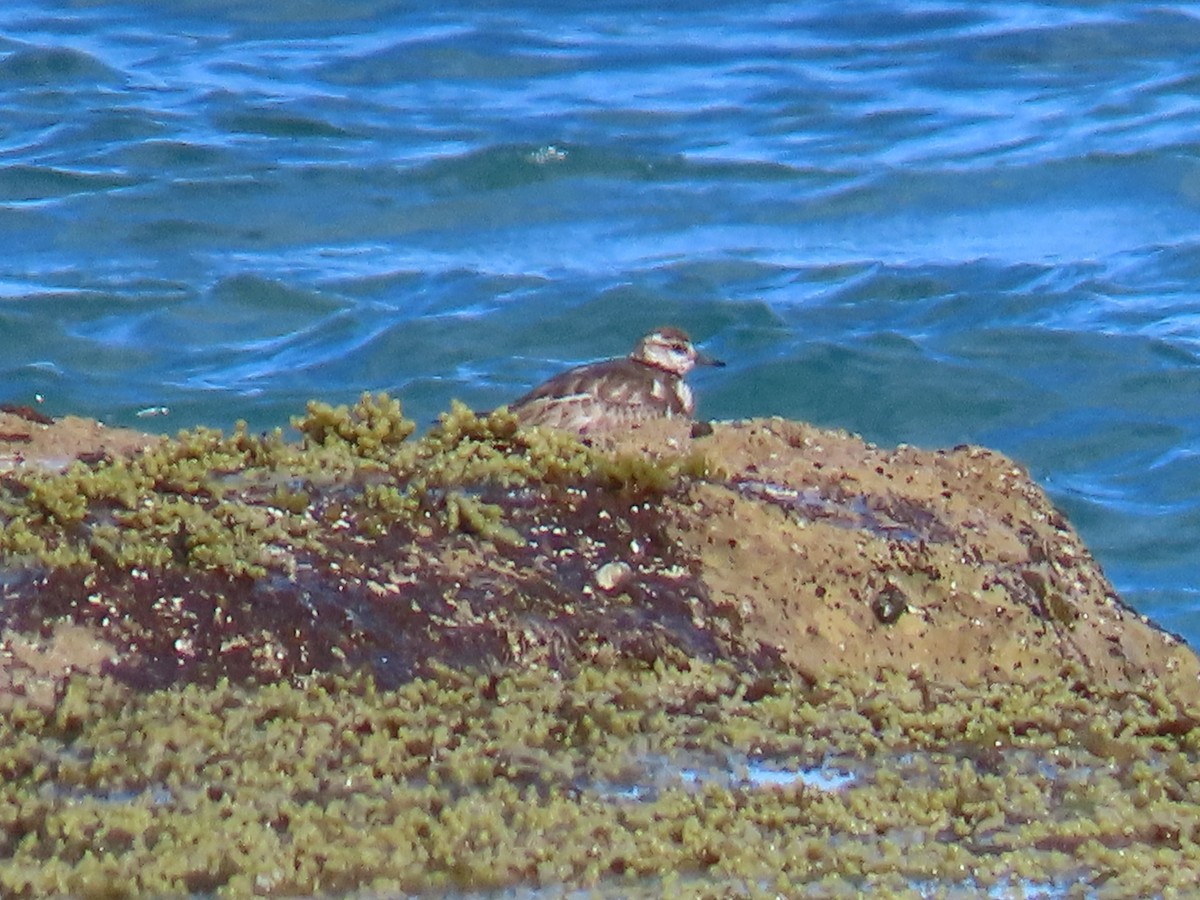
292, 390, 416, 461
2, 660, 1199, 897
0, 395, 698, 579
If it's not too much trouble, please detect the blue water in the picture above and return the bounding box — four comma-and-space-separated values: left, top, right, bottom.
2, 2, 1200, 646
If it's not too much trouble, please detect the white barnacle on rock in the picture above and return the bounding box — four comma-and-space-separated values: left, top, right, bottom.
594, 560, 632, 592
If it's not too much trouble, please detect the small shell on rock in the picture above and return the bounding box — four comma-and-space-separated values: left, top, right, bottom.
595, 561, 632, 593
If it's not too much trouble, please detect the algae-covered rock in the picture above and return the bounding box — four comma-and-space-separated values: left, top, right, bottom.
0, 396, 1197, 705
2, 396, 1200, 896
0, 396, 768, 692
1, 662, 1200, 897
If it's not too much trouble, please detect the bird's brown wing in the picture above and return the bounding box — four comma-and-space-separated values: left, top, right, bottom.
510, 360, 685, 433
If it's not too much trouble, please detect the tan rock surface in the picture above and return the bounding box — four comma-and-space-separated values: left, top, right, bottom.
0, 406, 159, 473
596, 417, 1200, 706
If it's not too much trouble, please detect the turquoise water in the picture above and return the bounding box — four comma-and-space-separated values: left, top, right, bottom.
2, 2, 1200, 645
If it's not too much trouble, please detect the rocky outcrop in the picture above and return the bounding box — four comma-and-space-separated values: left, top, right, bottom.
3, 398, 1200, 898
0, 397, 1196, 707
626, 418, 1199, 703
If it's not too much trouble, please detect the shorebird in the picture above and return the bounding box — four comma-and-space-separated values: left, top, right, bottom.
509, 327, 724, 434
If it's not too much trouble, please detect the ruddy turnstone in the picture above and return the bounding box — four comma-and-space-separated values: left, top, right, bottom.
509, 326, 724, 433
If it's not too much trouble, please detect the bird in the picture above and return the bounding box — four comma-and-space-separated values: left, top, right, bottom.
508, 326, 724, 434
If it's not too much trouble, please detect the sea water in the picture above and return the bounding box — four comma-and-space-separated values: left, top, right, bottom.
1, 1, 1199, 644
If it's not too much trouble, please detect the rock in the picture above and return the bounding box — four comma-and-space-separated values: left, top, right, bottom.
3, 401, 1200, 899
595, 416, 1200, 704
0, 398, 1196, 709
0, 406, 158, 474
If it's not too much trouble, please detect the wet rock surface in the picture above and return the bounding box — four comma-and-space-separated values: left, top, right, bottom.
1, 397, 1199, 896
3, 660, 1200, 897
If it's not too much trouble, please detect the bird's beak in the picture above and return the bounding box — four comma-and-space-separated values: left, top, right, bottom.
696, 348, 725, 368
